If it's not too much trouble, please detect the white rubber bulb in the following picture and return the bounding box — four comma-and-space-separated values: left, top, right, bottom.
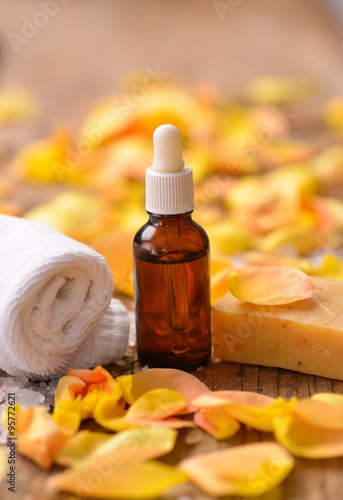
152, 124, 185, 173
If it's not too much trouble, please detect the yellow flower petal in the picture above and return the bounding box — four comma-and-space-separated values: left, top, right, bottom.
179, 442, 294, 497
54, 367, 123, 421
227, 266, 314, 305
56, 427, 177, 467
274, 395, 343, 458
274, 414, 343, 459
14, 131, 70, 183
56, 430, 111, 466
116, 369, 210, 413
49, 460, 188, 499
0, 89, 36, 124
94, 389, 193, 431
24, 191, 114, 244
193, 391, 297, 432
55, 390, 124, 422
260, 226, 328, 255
245, 75, 318, 105
194, 408, 240, 440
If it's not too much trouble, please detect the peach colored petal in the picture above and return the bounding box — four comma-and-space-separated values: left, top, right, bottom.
179, 442, 294, 497
227, 266, 315, 305
312, 393, 343, 405
194, 408, 240, 440
49, 460, 188, 499
290, 396, 343, 430
54, 375, 86, 404
5, 405, 73, 469
94, 390, 193, 432
116, 369, 210, 413
56, 427, 177, 467
274, 414, 343, 459
67, 366, 118, 395
0, 446, 6, 485
193, 391, 297, 432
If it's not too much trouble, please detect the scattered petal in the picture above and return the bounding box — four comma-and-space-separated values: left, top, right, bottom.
67, 366, 118, 395
274, 395, 343, 458
3, 405, 73, 469
179, 442, 294, 497
227, 266, 315, 305
0, 446, 6, 485
0, 89, 36, 124
56, 427, 177, 467
54, 375, 86, 404
245, 75, 319, 104
94, 389, 193, 431
49, 460, 188, 499
116, 369, 210, 413
194, 408, 240, 440
193, 391, 296, 431
91, 228, 134, 296
56, 430, 111, 466
211, 267, 231, 305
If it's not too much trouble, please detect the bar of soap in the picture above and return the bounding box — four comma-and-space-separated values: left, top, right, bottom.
213, 276, 343, 380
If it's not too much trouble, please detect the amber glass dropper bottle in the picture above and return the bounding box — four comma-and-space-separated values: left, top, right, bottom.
133, 124, 211, 369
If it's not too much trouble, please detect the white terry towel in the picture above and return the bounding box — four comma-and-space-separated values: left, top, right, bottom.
0, 215, 129, 380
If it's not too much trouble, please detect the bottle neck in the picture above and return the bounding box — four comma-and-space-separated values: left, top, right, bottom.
148, 211, 193, 224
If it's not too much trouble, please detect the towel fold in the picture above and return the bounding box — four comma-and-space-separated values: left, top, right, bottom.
0, 215, 129, 380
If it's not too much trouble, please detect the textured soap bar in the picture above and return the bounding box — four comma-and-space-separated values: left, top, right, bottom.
213, 276, 343, 380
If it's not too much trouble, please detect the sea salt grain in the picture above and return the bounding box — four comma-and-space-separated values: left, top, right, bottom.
0, 374, 61, 444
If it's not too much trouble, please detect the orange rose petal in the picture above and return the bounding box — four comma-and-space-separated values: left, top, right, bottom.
0, 446, 6, 485
54, 375, 86, 404
5, 405, 72, 469
49, 460, 188, 499
67, 366, 118, 395
194, 408, 240, 440
91, 228, 134, 296
211, 267, 232, 305
116, 368, 210, 413
179, 442, 294, 497
227, 266, 315, 305
193, 391, 296, 432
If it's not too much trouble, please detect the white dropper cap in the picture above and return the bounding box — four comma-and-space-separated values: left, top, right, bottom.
145, 124, 194, 215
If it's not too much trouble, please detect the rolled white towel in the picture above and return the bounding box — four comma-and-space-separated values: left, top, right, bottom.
0, 215, 129, 380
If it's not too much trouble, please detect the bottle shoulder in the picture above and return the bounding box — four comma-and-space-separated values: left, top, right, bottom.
133, 215, 209, 261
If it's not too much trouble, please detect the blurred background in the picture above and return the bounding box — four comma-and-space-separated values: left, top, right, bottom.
1, 0, 343, 302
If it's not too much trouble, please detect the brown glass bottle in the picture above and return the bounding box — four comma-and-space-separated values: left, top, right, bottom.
133, 211, 211, 369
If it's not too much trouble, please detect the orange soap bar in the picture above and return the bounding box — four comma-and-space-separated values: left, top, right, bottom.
213, 276, 343, 380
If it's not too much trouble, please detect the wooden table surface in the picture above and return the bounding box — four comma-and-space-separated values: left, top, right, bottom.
1, 0, 343, 498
